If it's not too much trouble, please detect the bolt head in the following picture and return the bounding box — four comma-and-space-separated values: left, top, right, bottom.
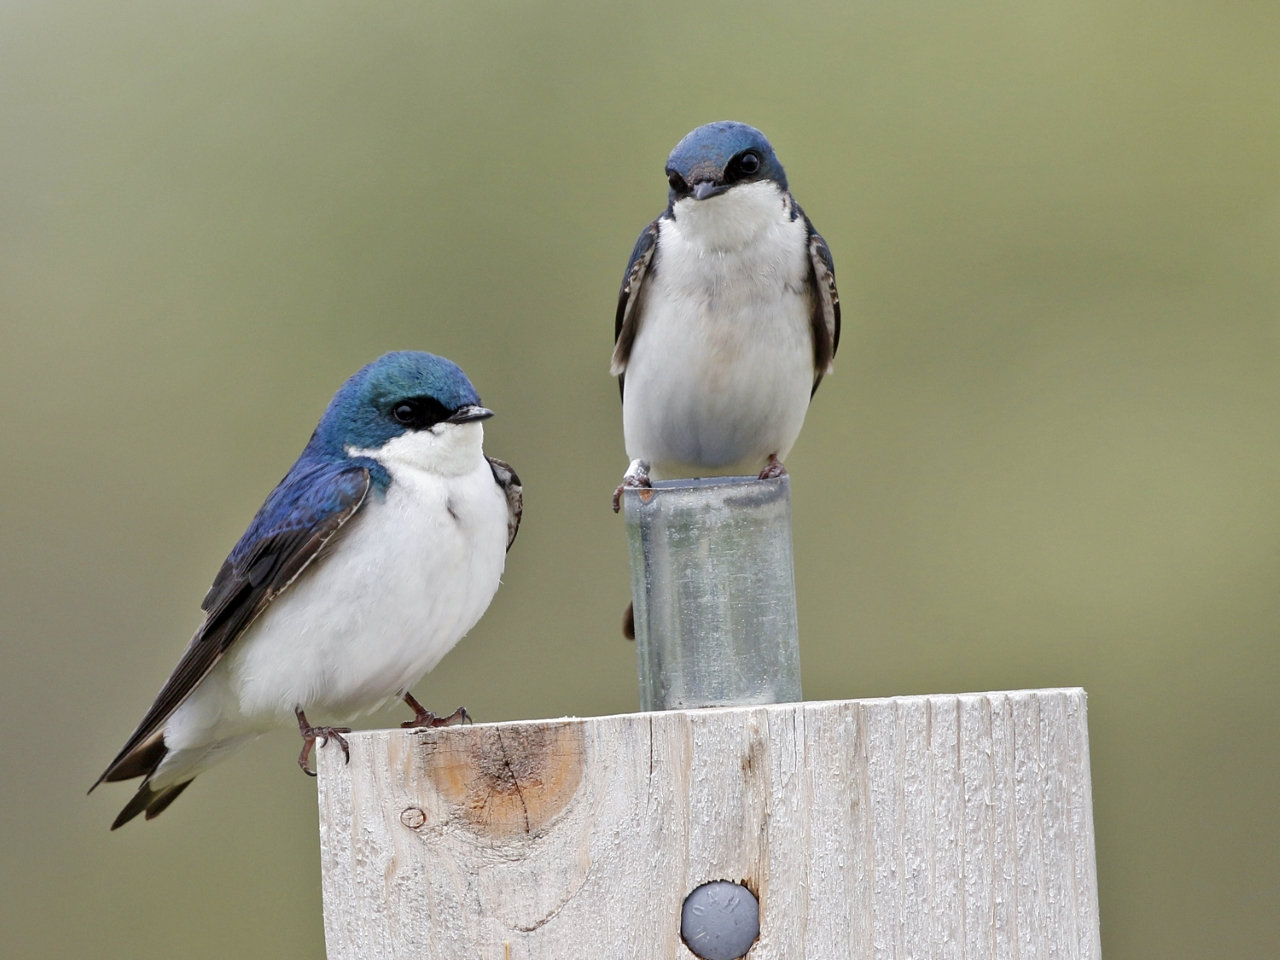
680, 880, 760, 960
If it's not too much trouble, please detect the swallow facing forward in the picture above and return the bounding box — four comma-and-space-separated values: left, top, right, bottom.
611, 120, 840, 508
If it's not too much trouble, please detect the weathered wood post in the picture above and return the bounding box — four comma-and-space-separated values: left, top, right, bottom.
317, 481, 1102, 959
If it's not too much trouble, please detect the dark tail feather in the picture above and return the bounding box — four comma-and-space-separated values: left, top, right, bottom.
110, 779, 195, 830
143, 780, 194, 820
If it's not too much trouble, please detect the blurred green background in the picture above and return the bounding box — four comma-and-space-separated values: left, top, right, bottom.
2, 1, 1277, 957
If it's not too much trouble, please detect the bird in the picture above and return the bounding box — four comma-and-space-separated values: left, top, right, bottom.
91, 350, 522, 829
610, 120, 840, 510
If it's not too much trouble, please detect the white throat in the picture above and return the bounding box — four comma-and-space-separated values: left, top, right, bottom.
669, 180, 790, 253
347, 421, 486, 478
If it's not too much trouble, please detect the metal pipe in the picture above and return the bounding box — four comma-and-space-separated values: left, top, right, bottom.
623, 475, 802, 711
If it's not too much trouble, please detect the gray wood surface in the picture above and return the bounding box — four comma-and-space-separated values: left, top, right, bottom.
317, 689, 1100, 959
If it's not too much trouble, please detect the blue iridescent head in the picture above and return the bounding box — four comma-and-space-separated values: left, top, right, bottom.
664, 121, 788, 204
310, 351, 490, 455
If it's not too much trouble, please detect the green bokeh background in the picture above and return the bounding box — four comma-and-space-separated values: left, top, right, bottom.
3, 2, 1277, 957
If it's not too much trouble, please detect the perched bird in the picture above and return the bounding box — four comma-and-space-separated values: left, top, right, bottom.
611, 120, 840, 509
91, 351, 522, 829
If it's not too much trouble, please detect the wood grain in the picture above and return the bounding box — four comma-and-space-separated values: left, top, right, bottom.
317, 689, 1100, 959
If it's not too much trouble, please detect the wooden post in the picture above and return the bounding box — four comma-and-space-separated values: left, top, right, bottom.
317, 688, 1100, 959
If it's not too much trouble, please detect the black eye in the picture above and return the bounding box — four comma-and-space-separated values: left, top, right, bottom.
388, 397, 449, 430
730, 151, 761, 180
667, 170, 688, 194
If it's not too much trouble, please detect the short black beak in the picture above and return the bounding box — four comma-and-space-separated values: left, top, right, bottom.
447, 404, 494, 424
692, 180, 729, 201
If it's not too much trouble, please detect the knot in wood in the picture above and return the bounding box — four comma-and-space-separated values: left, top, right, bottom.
423, 723, 585, 839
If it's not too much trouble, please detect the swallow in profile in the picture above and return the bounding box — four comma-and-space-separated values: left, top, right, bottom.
92, 351, 522, 828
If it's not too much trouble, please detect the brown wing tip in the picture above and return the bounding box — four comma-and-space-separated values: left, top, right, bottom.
93, 731, 167, 791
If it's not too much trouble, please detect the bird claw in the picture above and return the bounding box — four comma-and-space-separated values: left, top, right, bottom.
612, 460, 652, 512
295, 708, 351, 777
758, 454, 788, 480
401, 692, 471, 729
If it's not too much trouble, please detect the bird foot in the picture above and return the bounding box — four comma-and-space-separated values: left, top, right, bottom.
758, 454, 788, 480
612, 459, 652, 513
295, 708, 351, 777
401, 692, 471, 729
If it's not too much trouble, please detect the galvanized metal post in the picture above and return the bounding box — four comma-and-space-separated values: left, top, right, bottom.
622, 475, 802, 711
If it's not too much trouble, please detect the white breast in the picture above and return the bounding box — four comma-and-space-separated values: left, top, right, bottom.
163, 424, 510, 759
622, 182, 816, 479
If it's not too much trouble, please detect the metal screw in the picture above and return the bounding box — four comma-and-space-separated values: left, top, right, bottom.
400, 807, 427, 829
680, 880, 760, 960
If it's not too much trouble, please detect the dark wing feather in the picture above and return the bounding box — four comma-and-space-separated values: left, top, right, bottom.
609, 218, 661, 396
803, 215, 841, 397
92, 461, 372, 789
485, 456, 523, 551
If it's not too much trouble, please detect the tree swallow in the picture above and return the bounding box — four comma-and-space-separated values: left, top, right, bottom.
610, 121, 840, 509
91, 351, 522, 829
